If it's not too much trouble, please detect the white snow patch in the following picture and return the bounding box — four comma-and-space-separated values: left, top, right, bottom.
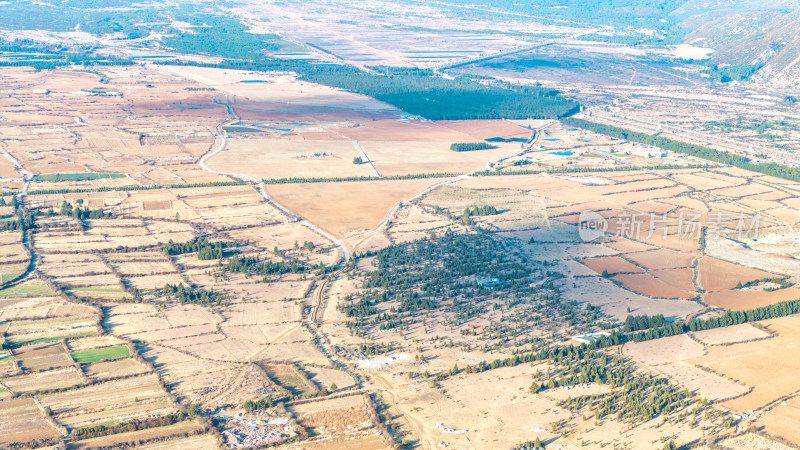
356, 353, 411, 368
674, 44, 714, 60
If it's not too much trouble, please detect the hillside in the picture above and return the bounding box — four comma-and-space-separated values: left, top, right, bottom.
680, 5, 800, 88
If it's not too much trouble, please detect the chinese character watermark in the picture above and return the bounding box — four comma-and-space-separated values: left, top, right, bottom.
578, 209, 761, 242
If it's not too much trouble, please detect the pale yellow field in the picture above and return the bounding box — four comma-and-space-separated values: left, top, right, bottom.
692, 316, 800, 412
209, 139, 373, 179
40, 374, 175, 428
266, 178, 447, 238
360, 140, 518, 176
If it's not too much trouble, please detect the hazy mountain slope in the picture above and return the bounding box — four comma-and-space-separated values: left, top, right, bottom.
681, 10, 785, 49
703, 9, 800, 88
672, 0, 798, 16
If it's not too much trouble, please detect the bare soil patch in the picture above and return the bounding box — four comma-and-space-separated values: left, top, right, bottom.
704, 287, 800, 311
626, 334, 706, 366
266, 178, 447, 238
693, 316, 800, 412
691, 323, 771, 345
698, 257, 774, 291
625, 248, 696, 270
0, 397, 60, 444
655, 362, 749, 401
613, 273, 695, 299
581, 256, 643, 275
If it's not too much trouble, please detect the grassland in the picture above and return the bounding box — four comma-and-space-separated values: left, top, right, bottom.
7, 333, 96, 348
71, 345, 130, 364
32, 173, 126, 182
0, 284, 54, 297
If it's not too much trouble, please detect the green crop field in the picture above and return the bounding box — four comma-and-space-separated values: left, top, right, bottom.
1, 273, 21, 283
71, 345, 130, 364
32, 173, 126, 182
0, 284, 53, 297
9, 332, 96, 348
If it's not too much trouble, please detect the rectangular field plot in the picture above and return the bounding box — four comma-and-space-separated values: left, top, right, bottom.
54, 274, 121, 289
0, 283, 54, 298
181, 337, 261, 361
38, 258, 111, 277
137, 344, 256, 408
0, 297, 94, 320
111, 260, 178, 276
5, 316, 98, 345
66, 287, 131, 301
106, 304, 220, 341
126, 273, 186, 290
304, 366, 357, 391
220, 323, 305, 346
655, 362, 749, 402
71, 345, 130, 364
68, 335, 126, 351
124, 324, 218, 343
32, 220, 195, 252
40, 374, 175, 429
0, 263, 27, 284
70, 421, 205, 449
288, 394, 371, 431
692, 316, 800, 412
265, 177, 448, 238
210, 278, 312, 303
690, 323, 770, 345
260, 363, 318, 397
84, 358, 151, 381
755, 395, 800, 445
581, 256, 644, 275
136, 432, 219, 449
0, 245, 25, 267
0, 233, 28, 281
253, 342, 330, 366
359, 140, 518, 176
104, 251, 170, 262
0, 398, 61, 444
208, 139, 374, 180
3, 367, 83, 393
222, 302, 303, 325
13, 342, 74, 371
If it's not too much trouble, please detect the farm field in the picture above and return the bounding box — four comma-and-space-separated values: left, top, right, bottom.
0, 36, 798, 449
39, 374, 175, 428
266, 177, 449, 238
692, 316, 800, 413
69, 421, 206, 449
71, 345, 130, 363
208, 139, 375, 180
0, 398, 61, 445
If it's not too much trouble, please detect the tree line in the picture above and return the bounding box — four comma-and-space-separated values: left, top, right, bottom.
562, 118, 800, 182
0, 196, 34, 232
626, 298, 800, 342
158, 283, 219, 306
461, 343, 697, 425
450, 142, 497, 152
23, 180, 248, 196
222, 254, 330, 277
588, 298, 800, 346
59, 200, 108, 220
163, 237, 238, 260
262, 172, 459, 185
162, 59, 579, 121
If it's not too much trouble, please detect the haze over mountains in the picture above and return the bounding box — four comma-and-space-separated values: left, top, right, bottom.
1, 0, 798, 89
